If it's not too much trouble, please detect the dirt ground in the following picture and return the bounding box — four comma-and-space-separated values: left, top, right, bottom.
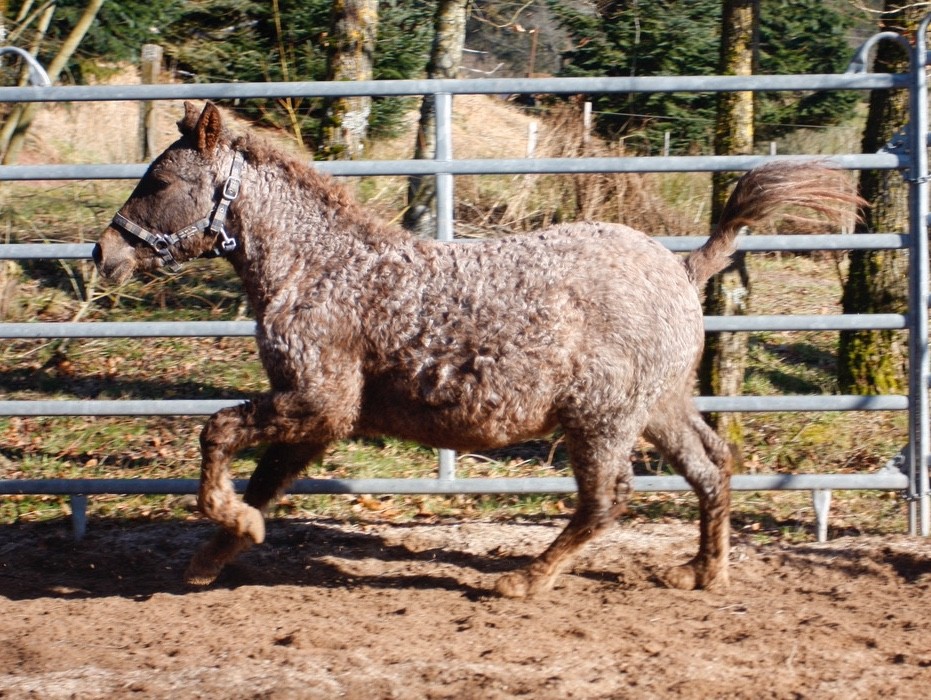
1, 516, 930, 699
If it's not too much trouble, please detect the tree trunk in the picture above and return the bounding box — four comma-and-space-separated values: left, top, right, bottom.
699, 0, 756, 459
319, 0, 378, 160
402, 0, 470, 237
838, 0, 915, 394
1, 0, 104, 165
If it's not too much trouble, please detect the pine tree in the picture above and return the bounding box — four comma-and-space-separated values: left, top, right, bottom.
548, 0, 858, 154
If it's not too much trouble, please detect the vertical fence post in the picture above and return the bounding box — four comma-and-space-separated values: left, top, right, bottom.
434, 91, 456, 482
527, 121, 538, 158
812, 489, 832, 542
138, 44, 162, 162
908, 18, 931, 535
70, 494, 88, 541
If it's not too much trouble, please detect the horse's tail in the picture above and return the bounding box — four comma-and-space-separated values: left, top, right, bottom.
684, 162, 863, 288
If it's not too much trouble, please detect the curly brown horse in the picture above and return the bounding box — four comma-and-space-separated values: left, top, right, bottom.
94, 102, 860, 596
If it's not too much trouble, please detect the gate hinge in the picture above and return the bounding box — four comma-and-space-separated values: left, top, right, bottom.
878, 122, 931, 184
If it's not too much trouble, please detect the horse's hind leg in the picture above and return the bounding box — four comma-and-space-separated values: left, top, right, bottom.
644, 398, 732, 590
185, 440, 325, 586
494, 421, 639, 598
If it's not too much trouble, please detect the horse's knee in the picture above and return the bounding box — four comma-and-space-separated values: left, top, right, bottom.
200, 405, 248, 454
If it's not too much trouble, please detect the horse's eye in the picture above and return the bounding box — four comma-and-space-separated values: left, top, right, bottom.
151, 168, 171, 184
145, 170, 172, 192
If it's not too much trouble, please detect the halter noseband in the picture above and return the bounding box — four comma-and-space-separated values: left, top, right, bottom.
110, 152, 245, 272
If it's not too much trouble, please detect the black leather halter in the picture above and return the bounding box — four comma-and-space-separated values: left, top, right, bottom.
110, 152, 245, 272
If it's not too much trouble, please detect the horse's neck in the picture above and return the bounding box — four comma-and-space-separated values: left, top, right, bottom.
230, 156, 407, 315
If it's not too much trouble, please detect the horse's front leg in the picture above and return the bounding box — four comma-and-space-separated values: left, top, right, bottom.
185, 441, 325, 586
194, 402, 269, 544
185, 392, 355, 586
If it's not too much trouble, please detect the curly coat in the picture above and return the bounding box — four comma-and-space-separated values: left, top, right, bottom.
94, 102, 860, 596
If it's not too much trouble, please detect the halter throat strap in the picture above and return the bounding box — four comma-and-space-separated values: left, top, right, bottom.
110, 152, 245, 272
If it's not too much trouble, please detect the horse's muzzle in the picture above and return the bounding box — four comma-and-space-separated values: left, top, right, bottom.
93, 230, 137, 285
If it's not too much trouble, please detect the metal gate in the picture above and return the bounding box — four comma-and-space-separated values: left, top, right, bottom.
1, 18, 929, 540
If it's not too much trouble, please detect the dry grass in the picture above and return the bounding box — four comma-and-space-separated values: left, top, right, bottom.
362, 96, 703, 236
454, 102, 696, 236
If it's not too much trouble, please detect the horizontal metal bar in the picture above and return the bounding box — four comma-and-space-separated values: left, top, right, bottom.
0, 395, 907, 417
321, 153, 903, 176
695, 395, 908, 411
703, 313, 907, 332
0, 400, 245, 416
0, 234, 908, 262
0, 153, 905, 182
0, 243, 96, 259
658, 233, 908, 252
0, 73, 908, 105
0, 321, 257, 338
727, 472, 909, 491
0, 471, 907, 496
0, 313, 906, 340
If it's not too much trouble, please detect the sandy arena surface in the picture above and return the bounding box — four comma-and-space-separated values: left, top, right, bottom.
1, 517, 930, 699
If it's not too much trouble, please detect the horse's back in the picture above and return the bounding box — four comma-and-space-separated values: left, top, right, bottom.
353, 222, 703, 448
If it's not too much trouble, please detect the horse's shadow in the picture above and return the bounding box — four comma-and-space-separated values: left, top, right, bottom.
0, 517, 542, 602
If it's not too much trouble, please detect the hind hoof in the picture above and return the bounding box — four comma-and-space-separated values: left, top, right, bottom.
494, 571, 531, 598
494, 570, 555, 599
662, 563, 698, 590
235, 506, 265, 544
662, 562, 729, 591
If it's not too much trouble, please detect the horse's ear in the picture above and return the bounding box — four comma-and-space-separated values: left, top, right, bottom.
177, 102, 223, 153
177, 101, 201, 136
194, 102, 223, 153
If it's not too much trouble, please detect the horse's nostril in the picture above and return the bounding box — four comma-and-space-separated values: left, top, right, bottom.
92, 243, 103, 266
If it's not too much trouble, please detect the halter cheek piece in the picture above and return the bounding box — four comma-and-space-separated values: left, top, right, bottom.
110, 152, 245, 272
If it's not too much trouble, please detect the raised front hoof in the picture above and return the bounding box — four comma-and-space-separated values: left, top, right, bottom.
661, 561, 729, 591
493, 570, 554, 599
235, 506, 266, 544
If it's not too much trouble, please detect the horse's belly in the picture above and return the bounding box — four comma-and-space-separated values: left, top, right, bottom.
357, 374, 560, 451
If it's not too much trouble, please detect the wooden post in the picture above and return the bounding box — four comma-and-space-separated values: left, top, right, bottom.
139, 44, 163, 161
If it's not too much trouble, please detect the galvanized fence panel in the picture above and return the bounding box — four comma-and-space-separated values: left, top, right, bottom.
0, 23, 929, 538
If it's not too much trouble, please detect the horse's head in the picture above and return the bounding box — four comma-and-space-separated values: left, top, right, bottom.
94, 102, 241, 284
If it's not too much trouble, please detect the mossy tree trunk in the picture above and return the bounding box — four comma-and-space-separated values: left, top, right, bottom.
402, 0, 470, 237
699, 0, 756, 458
838, 0, 916, 394
319, 0, 378, 160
